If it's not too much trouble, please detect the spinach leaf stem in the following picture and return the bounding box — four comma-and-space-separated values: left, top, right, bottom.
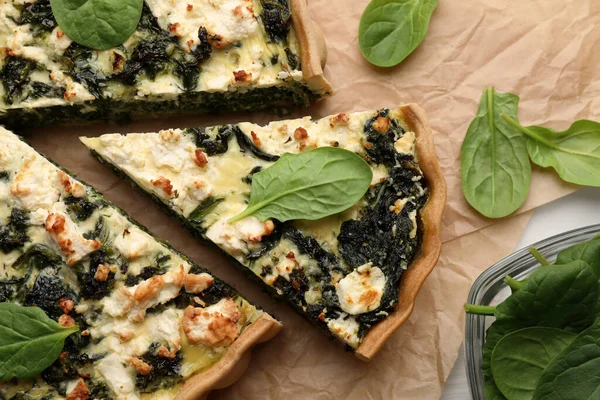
464, 304, 496, 315
529, 246, 550, 266
504, 275, 523, 291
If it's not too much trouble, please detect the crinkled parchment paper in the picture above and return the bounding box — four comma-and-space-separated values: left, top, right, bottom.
23, 0, 600, 398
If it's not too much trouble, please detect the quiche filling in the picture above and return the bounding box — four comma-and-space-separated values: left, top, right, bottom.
82, 108, 429, 349
0, 0, 327, 126
0, 129, 269, 400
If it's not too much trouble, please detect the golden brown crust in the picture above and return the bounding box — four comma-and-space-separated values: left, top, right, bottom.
289, 0, 333, 96
175, 314, 282, 400
355, 103, 447, 361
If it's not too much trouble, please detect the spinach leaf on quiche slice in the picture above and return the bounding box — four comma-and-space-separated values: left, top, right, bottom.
81, 106, 445, 355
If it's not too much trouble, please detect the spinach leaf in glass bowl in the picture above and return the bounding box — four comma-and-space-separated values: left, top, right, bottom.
463, 224, 600, 400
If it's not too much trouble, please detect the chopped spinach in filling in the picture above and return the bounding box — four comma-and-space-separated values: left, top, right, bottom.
0, 56, 37, 105
19, 0, 56, 36
136, 343, 183, 393
260, 0, 292, 43
0, 208, 30, 254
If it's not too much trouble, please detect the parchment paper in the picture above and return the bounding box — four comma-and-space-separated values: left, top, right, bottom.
23, 0, 600, 398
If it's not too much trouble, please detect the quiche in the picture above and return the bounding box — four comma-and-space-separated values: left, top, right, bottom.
0, 128, 281, 400
0, 0, 331, 127
81, 104, 446, 360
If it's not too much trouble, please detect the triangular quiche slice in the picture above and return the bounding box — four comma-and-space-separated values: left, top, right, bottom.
0, 128, 281, 400
81, 104, 446, 360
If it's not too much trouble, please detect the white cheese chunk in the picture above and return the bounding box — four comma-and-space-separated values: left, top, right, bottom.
29, 208, 50, 225
113, 227, 151, 259
172, 178, 212, 216
336, 263, 386, 315
127, 265, 186, 322
149, 308, 183, 350
96, 354, 139, 400
45, 204, 101, 266
9, 156, 61, 211
103, 287, 135, 318
181, 298, 241, 347
145, 0, 258, 51
408, 210, 418, 239
304, 287, 322, 305
206, 216, 274, 259
151, 145, 186, 173
47, 27, 72, 55
394, 131, 416, 154
93, 135, 146, 168
327, 315, 360, 349
267, 257, 296, 283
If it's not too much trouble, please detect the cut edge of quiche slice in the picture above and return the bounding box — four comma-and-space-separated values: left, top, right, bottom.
0, 128, 281, 400
81, 104, 446, 361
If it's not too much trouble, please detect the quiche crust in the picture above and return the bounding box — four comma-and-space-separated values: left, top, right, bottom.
289, 0, 333, 96
356, 104, 446, 361
176, 314, 282, 400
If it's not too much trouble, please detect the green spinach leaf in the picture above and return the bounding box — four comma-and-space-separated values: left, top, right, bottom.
229, 147, 373, 223
556, 237, 600, 278
482, 321, 521, 400
50, 0, 143, 50
358, 0, 438, 67
534, 317, 600, 399
0, 303, 78, 381
189, 196, 224, 222
502, 115, 600, 187
491, 327, 576, 400
495, 260, 598, 332
461, 88, 531, 218
478, 261, 598, 399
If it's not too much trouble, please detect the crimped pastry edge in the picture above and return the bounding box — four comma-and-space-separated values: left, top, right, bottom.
176, 314, 282, 400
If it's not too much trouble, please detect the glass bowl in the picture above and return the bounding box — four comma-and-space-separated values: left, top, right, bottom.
464, 223, 600, 399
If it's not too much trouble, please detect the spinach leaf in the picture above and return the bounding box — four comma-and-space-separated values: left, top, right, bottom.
491, 327, 576, 400
534, 317, 600, 399
229, 147, 373, 223
502, 115, 600, 187
461, 88, 531, 218
50, 0, 143, 50
468, 261, 600, 392
0, 303, 78, 381
495, 260, 598, 332
358, 0, 438, 67
482, 320, 522, 400
555, 236, 600, 279
188, 196, 224, 232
